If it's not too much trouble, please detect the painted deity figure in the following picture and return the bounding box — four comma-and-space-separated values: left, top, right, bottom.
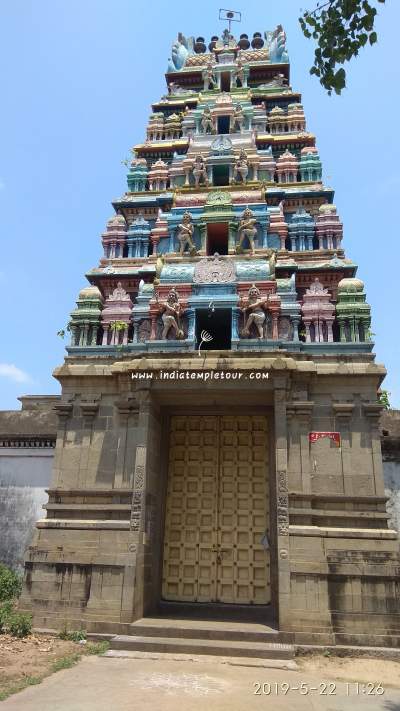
201, 106, 214, 134
232, 104, 244, 133
177, 211, 196, 255
240, 285, 268, 339
192, 154, 208, 187
203, 61, 216, 90
233, 149, 249, 184
158, 288, 184, 340
237, 207, 257, 255
234, 59, 245, 87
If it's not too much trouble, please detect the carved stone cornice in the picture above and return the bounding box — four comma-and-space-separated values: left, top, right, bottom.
115, 396, 139, 417
286, 401, 314, 419
53, 401, 73, 422
333, 403, 354, 419
80, 400, 99, 420
363, 402, 384, 419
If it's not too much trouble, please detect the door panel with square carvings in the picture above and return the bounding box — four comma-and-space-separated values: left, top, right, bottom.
162, 414, 270, 604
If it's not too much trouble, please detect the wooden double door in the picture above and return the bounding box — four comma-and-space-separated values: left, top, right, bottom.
162, 414, 271, 604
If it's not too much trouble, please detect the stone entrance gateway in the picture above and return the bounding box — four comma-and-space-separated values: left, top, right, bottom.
19, 18, 400, 649
162, 414, 270, 604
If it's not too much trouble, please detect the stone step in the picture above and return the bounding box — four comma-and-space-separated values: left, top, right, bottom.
129, 617, 294, 644
157, 601, 272, 623
109, 634, 295, 660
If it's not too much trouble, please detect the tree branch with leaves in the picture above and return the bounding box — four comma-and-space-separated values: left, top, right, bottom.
299, 0, 386, 94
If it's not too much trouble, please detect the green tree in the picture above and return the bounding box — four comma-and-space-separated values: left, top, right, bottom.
299, 0, 386, 94
378, 389, 391, 410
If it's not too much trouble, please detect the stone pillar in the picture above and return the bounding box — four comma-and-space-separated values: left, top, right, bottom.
291, 317, 300, 342
338, 318, 346, 342
349, 318, 356, 342
151, 236, 159, 255
293, 401, 313, 495
70, 326, 78, 346
114, 394, 139, 489
228, 221, 238, 253
132, 319, 139, 344
90, 326, 98, 346
127, 385, 161, 620
259, 222, 268, 249
272, 313, 279, 340
231, 307, 241, 340
199, 224, 207, 254
333, 403, 355, 496
77, 399, 99, 488
186, 308, 196, 340
273, 379, 291, 630
102, 325, 109, 346
52, 400, 74, 484
313, 319, 321, 342
363, 403, 385, 497
150, 314, 158, 340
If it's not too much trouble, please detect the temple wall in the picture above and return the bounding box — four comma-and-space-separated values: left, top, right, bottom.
385, 461, 400, 531
0, 372, 397, 645
0, 449, 53, 571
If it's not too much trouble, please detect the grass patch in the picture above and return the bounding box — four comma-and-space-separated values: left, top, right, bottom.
59, 629, 87, 642
0, 640, 110, 701
51, 651, 82, 672
0, 676, 42, 702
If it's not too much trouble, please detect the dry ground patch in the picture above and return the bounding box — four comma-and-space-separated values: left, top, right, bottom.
0, 633, 108, 701
297, 653, 400, 688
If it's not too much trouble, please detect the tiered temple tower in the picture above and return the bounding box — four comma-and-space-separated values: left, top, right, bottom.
21, 25, 400, 648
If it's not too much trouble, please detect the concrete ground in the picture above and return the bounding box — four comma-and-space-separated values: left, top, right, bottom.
2, 653, 400, 711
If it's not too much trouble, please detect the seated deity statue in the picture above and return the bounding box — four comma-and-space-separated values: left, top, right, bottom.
257, 74, 289, 90
237, 206, 257, 255
233, 149, 249, 184
177, 211, 197, 255
201, 106, 214, 134
232, 104, 244, 132
192, 154, 208, 186
240, 284, 268, 339
157, 288, 184, 340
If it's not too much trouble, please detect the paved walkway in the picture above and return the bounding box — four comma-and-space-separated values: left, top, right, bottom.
2, 654, 400, 710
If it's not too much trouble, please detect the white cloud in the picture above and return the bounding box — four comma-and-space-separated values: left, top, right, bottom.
0, 363, 33, 383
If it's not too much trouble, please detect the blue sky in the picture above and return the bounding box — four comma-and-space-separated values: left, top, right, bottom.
0, 0, 398, 409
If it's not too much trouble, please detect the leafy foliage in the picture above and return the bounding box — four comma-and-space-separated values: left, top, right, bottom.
0, 564, 22, 602
0, 601, 14, 633
6, 612, 33, 638
299, 0, 386, 94
378, 389, 391, 410
0, 602, 32, 638
59, 628, 87, 642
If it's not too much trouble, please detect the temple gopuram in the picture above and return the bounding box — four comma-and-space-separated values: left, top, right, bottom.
20, 24, 400, 651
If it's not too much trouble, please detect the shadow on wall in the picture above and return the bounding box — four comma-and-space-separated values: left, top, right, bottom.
384, 461, 400, 532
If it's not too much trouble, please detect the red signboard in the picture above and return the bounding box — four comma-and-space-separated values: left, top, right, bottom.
309, 431, 341, 447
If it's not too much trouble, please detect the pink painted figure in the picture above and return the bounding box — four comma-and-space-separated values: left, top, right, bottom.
237, 207, 257, 255
157, 288, 184, 340
240, 284, 269, 339
192, 154, 208, 187
177, 211, 196, 255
